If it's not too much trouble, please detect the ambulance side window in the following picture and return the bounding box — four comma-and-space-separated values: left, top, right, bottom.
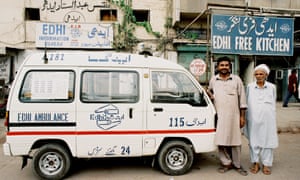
19, 70, 75, 102
151, 71, 207, 106
81, 71, 138, 103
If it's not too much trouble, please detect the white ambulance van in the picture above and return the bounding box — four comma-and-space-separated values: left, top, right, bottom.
3, 51, 216, 179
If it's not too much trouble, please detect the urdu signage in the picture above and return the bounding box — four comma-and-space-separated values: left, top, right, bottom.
36, 23, 113, 49
189, 58, 206, 76
211, 14, 294, 56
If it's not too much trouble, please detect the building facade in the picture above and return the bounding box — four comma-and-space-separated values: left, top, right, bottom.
0, 0, 300, 100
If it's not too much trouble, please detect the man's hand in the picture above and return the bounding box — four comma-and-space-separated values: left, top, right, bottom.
240, 116, 246, 128
240, 109, 246, 128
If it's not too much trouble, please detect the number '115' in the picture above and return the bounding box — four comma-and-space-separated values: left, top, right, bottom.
169, 117, 184, 127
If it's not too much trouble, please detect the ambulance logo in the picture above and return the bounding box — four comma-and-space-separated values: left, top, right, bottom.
90, 104, 124, 130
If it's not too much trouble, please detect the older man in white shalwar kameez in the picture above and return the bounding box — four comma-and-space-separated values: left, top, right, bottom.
245, 64, 278, 175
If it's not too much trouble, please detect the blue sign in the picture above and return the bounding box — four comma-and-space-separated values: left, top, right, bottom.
211, 14, 294, 56
36, 23, 114, 49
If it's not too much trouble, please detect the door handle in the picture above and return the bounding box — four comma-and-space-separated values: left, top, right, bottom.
129, 108, 133, 119
153, 108, 163, 112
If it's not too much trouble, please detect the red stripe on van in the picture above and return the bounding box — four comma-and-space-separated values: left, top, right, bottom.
7, 129, 215, 136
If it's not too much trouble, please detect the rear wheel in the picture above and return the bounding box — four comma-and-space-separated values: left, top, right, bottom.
157, 141, 194, 175
32, 144, 72, 180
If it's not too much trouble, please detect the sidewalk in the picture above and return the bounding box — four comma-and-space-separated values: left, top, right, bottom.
0, 119, 5, 144
276, 102, 300, 133
0, 102, 299, 144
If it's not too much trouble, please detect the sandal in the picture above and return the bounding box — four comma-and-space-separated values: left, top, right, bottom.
262, 165, 271, 175
235, 166, 248, 176
250, 163, 260, 174
218, 164, 233, 173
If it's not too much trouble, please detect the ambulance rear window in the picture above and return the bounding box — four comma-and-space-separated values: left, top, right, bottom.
19, 70, 75, 102
81, 71, 138, 103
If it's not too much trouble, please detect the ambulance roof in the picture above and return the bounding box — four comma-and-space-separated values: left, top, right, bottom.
22, 51, 185, 71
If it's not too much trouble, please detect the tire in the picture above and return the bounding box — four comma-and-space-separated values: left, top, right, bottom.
157, 141, 194, 176
32, 144, 72, 180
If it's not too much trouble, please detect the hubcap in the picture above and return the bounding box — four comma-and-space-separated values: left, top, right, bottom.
166, 148, 187, 170
39, 152, 63, 175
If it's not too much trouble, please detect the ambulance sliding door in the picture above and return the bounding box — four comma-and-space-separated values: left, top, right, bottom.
76, 69, 144, 157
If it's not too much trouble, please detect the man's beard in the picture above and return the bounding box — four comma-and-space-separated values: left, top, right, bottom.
219, 69, 230, 75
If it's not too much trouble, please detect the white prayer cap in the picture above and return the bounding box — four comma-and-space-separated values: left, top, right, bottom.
254, 64, 270, 74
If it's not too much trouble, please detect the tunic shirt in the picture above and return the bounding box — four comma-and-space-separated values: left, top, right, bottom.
208, 74, 247, 146
245, 81, 278, 148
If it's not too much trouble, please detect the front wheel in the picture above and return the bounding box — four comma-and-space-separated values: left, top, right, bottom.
157, 141, 194, 175
32, 144, 72, 180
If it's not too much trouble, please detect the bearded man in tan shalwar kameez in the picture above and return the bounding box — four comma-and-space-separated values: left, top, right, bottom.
207, 56, 248, 176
